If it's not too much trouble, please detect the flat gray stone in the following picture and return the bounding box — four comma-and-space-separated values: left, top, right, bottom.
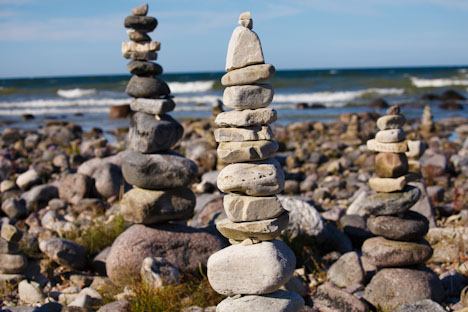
125, 76, 170, 98
223, 84, 274, 110
39, 238, 86, 270
221, 64, 275, 86
122, 151, 197, 189
327, 251, 365, 288
225, 26, 264, 72
376, 114, 406, 130
124, 15, 157, 32
217, 290, 304, 312
214, 126, 273, 142
207, 240, 295, 295
120, 187, 195, 224
126, 60, 163, 76
217, 140, 278, 163
367, 211, 429, 241
215, 108, 277, 127
217, 158, 285, 196
223, 194, 285, 222
130, 97, 175, 115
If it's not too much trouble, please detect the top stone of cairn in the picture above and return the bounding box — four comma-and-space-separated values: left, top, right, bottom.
132, 3, 148, 16
226, 12, 264, 72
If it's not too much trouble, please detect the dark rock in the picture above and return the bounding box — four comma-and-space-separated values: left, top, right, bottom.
109, 104, 131, 119
106, 223, 225, 286
323, 224, 353, 254
128, 112, 183, 153
126, 61, 163, 76
310, 103, 326, 109
21, 184, 58, 211
190, 196, 224, 228
125, 76, 170, 98
366, 211, 429, 241
58, 173, 92, 205
338, 214, 372, 247
426, 185, 444, 203
39, 238, 87, 270
92, 247, 110, 276
440, 89, 466, 101
122, 151, 197, 189
369, 98, 389, 109
128, 29, 151, 42
439, 269, 468, 298
310, 282, 369, 312
296, 103, 309, 109
409, 181, 437, 228
439, 102, 463, 110
124, 15, 158, 32
421, 93, 440, 101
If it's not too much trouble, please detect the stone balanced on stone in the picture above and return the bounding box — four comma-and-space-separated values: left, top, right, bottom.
0, 224, 27, 276
207, 12, 304, 311
362, 105, 444, 310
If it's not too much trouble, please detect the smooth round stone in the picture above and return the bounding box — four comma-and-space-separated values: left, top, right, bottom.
369, 175, 409, 193
364, 267, 444, 311
207, 240, 295, 295
375, 129, 406, 143
217, 290, 304, 312
122, 151, 197, 190
362, 237, 433, 267
0, 254, 27, 274
217, 158, 285, 196
375, 152, 408, 178
216, 212, 289, 241
131, 3, 148, 16
214, 126, 273, 142
127, 61, 163, 76
128, 113, 183, 153
223, 84, 274, 110
367, 211, 429, 241
120, 187, 195, 224
225, 26, 264, 72
358, 185, 421, 216
223, 194, 285, 222
221, 64, 275, 86
215, 108, 277, 127
124, 15, 157, 32
217, 140, 278, 163
123, 51, 158, 61
376, 114, 406, 130
367, 139, 408, 153
125, 76, 170, 98
130, 97, 175, 115
327, 251, 365, 288
127, 29, 151, 42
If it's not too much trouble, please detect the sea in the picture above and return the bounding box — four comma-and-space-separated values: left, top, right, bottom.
1, 66, 468, 133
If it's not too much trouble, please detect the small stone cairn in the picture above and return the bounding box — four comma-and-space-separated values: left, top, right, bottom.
421, 105, 435, 135
207, 12, 304, 311
0, 224, 27, 276
362, 105, 443, 309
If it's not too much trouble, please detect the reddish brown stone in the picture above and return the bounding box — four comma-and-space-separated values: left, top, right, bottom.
375, 152, 408, 178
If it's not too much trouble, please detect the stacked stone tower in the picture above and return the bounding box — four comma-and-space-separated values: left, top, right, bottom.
362, 105, 443, 310
207, 12, 304, 311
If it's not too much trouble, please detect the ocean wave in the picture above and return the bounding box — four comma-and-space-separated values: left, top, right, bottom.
168, 80, 215, 93
410, 76, 468, 88
0, 98, 130, 109
57, 88, 97, 98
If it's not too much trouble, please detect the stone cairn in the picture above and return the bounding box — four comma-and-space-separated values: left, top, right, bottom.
0, 224, 27, 276
421, 105, 435, 135
207, 12, 304, 311
362, 105, 443, 310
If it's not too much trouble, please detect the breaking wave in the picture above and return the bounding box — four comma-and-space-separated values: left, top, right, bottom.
410, 76, 468, 88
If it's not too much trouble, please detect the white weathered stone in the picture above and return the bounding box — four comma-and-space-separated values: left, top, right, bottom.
0, 180, 16, 192
130, 97, 175, 115
221, 64, 275, 86
217, 159, 285, 196
238, 12, 253, 29
1, 224, 22, 242
226, 26, 264, 72
217, 290, 304, 312
223, 84, 274, 110
223, 194, 285, 222
16, 169, 40, 190
215, 108, 277, 127
140, 257, 180, 289
0, 254, 27, 274
131, 3, 148, 16
214, 126, 273, 142
375, 129, 406, 143
376, 115, 406, 130
367, 139, 408, 153
406, 140, 425, 158
369, 174, 418, 193
122, 41, 160, 54
217, 140, 278, 163
207, 240, 295, 295
18, 280, 44, 304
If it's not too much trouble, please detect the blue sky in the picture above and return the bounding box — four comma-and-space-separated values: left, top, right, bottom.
1, 0, 468, 78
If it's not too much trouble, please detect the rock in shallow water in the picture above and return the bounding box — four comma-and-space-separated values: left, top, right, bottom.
217, 290, 304, 312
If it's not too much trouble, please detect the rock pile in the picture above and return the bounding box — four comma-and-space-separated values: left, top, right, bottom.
0, 224, 27, 276
106, 3, 223, 286
362, 105, 444, 310
207, 12, 304, 311
421, 105, 435, 134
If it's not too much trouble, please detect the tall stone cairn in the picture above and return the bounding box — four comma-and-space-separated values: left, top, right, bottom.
362, 105, 444, 310
207, 12, 304, 311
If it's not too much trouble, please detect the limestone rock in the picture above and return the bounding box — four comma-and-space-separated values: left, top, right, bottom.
124, 15, 157, 32
131, 3, 148, 16
226, 26, 264, 72
126, 60, 163, 76
215, 108, 277, 127
375, 129, 405, 143
367, 139, 407, 153
120, 187, 195, 224
217, 140, 278, 163
376, 114, 406, 130
122, 41, 160, 54
362, 237, 432, 267
221, 64, 275, 86
0, 254, 27, 274
223, 84, 274, 110
122, 151, 197, 189
238, 11, 253, 29
16, 169, 41, 191
130, 97, 175, 115
223, 194, 285, 222
375, 152, 408, 178
207, 240, 295, 295
327, 251, 365, 288
217, 290, 304, 312
39, 238, 87, 270
367, 211, 429, 241
369, 174, 416, 193
217, 159, 285, 196
125, 76, 170, 98
214, 126, 274, 142
18, 280, 44, 304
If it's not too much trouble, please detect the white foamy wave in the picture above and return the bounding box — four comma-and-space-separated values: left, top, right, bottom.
168, 80, 215, 93
0, 107, 111, 116
57, 88, 97, 98
0, 98, 130, 109
410, 76, 468, 88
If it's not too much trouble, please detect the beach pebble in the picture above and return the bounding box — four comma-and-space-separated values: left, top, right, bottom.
368, 175, 411, 193
310, 282, 369, 312
367, 211, 429, 241
225, 26, 264, 72
0, 180, 16, 192
122, 41, 160, 54
367, 139, 408, 153
215, 108, 277, 127
375, 128, 406, 143
140, 257, 180, 289
216, 212, 289, 241
221, 64, 275, 86
128, 112, 183, 153
122, 151, 197, 189
16, 169, 41, 191
21, 183, 58, 211
216, 290, 304, 312
1, 224, 22, 242
91, 163, 122, 199
130, 97, 175, 115
39, 238, 87, 270
223, 194, 285, 222
124, 15, 157, 32
406, 140, 425, 158
126, 60, 163, 76
131, 3, 148, 16
364, 267, 444, 311
127, 29, 151, 42
223, 84, 274, 110
0, 237, 19, 254
214, 126, 273, 142
217, 140, 278, 163
375, 152, 408, 178
1, 198, 27, 219
217, 159, 285, 196
18, 280, 44, 304
362, 237, 432, 267
394, 299, 445, 312
0, 253, 28, 274
120, 187, 195, 224
125, 76, 170, 98
327, 251, 365, 288
123, 50, 157, 61
58, 173, 92, 205
207, 240, 295, 295
376, 114, 406, 130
